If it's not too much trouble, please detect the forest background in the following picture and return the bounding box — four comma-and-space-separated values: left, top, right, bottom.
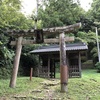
0, 0, 100, 79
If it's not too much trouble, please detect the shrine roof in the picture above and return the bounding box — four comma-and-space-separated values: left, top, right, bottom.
30, 42, 88, 54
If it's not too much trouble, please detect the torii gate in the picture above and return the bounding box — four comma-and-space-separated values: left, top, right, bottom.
8, 22, 81, 92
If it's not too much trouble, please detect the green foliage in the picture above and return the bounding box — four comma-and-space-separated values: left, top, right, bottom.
90, 0, 100, 21
76, 31, 97, 44
0, 29, 14, 78
38, 0, 85, 28
19, 54, 39, 76
91, 47, 98, 58
0, 41, 14, 79
0, 0, 34, 29
0, 67, 12, 79
95, 62, 100, 72
0, 41, 14, 64
19, 45, 40, 76
34, 0, 100, 64
79, 17, 94, 32
75, 31, 100, 60
0, 0, 34, 78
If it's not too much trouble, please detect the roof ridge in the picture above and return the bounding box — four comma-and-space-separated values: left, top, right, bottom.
39, 42, 86, 49
30, 42, 88, 53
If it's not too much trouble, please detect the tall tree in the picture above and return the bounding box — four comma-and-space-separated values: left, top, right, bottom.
89, 0, 100, 22
37, 0, 85, 28
87, 0, 100, 63
0, 0, 34, 29
0, 0, 34, 79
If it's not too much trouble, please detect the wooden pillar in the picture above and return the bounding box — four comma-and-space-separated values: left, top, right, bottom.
38, 55, 41, 77
9, 37, 23, 88
48, 57, 50, 78
54, 60, 56, 78
30, 68, 33, 81
79, 52, 82, 77
59, 32, 68, 92
66, 53, 69, 67
50, 59, 54, 78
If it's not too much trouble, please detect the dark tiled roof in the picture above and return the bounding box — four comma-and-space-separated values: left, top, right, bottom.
30, 43, 88, 54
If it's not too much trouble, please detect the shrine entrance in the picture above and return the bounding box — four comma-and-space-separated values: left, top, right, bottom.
8, 22, 81, 92
38, 56, 56, 78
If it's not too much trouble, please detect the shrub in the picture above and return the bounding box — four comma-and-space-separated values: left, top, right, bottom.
19, 53, 39, 76
95, 62, 100, 73
0, 45, 14, 79
0, 67, 13, 79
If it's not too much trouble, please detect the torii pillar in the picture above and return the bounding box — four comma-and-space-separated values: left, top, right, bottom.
9, 37, 23, 88
60, 32, 68, 92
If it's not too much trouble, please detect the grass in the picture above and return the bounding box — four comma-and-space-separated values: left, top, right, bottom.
0, 77, 45, 97
0, 69, 100, 100
65, 70, 100, 100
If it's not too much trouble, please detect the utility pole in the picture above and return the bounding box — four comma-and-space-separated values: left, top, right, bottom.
35, 0, 39, 29
96, 27, 100, 62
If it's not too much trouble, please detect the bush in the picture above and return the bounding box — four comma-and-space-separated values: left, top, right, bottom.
0, 67, 13, 79
95, 62, 100, 73
0, 40, 14, 79
19, 53, 39, 76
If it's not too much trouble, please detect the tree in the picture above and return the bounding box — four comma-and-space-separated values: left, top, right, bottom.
76, 31, 97, 44
89, 0, 100, 22
37, 0, 85, 28
0, 0, 34, 79
0, 0, 34, 29
75, 30, 100, 64
36, 0, 99, 63
86, 0, 100, 64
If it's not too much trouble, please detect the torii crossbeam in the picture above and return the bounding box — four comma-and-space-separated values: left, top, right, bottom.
9, 23, 81, 92
8, 23, 81, 37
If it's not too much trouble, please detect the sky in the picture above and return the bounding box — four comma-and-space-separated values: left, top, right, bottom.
21, 0, 93, 15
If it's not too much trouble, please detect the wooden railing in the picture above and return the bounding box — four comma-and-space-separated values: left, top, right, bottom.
37, 65, 81, 78
38, 67, 50, 78
69, 65, 81, 78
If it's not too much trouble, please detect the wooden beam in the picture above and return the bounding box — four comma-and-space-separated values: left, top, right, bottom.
44, 37, 74, 43
59, 33, 68, 92
9, 37, 23, 88
10, 37, 74, 45
43, 22, 81, 34
8, 23, 81, 37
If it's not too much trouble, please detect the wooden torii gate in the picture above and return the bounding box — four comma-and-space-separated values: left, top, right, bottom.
8, 23, 81, 92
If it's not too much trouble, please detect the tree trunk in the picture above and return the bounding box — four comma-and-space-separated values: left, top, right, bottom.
59, 33, 68, 92
9, 37, 23, 88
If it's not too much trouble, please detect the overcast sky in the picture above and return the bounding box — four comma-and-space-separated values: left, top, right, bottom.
21, 0, 93, 15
